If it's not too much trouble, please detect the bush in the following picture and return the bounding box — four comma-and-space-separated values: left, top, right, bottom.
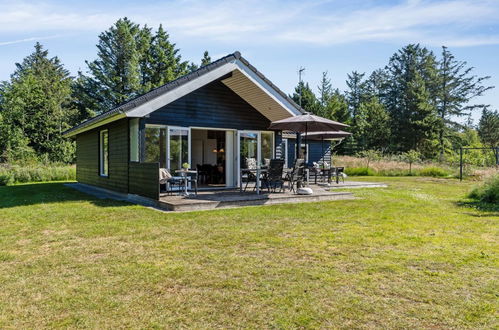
416, 166, 450, 177
345, 167, 376, 176
469, 175, 499, 204
0, 164, 76, 185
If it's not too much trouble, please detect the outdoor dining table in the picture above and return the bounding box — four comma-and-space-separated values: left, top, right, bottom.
174, 169, 197, 196
239, 168, 268, 194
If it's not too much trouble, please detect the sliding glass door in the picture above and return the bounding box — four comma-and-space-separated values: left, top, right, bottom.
168, 127, 190, 172
237, 131, 274, 186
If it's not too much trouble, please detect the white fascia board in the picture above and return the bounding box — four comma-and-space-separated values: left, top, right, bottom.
126, 62, 238, 118
234, 60, 301, 117
64, 113, 127, 137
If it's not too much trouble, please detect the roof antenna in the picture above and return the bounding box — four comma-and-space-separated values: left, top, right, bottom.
298, 67, 305, 109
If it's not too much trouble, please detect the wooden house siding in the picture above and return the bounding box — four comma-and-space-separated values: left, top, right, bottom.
145, 80, 271, 130
128, 162, 159, 200
76, 118, 129, 193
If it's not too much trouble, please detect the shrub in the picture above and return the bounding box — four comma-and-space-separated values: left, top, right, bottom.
416, 166, 450, 177
469, 175, 499, 204
0, 164, 76, 185
345, 167, 376, 176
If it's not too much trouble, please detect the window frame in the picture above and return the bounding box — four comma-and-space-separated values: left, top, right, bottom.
99, 129, 109, 177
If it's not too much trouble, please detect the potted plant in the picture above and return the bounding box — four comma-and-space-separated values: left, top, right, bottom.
182, 162, 190, 170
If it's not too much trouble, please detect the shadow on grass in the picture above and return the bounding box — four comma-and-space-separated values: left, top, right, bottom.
0, 182, 131, 209
456, 200, 499, 217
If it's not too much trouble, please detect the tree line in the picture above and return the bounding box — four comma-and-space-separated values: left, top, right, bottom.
291, 44, 498, 160
1, 18, 498, 164
0, 18, 212, 163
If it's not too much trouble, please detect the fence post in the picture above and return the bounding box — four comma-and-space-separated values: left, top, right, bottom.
459, 147, 463, 181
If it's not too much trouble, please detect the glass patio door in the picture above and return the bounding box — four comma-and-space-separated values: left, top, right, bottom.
238, 131, 260, 171
167, 127, 190, 172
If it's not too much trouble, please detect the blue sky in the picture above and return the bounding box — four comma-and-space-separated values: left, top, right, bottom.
1, 0, 498, 123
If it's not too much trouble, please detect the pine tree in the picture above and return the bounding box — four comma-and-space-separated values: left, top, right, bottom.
0, 43, 76, 162
355, 97, 391, 150
435, 46, 494, 157
385, 44, 439, 154
149, 24, 189, 87
291, 81, 318, 114
478, 108, 499, 148
345, 71, 366, 124
84, 17, 141, 112
326, 89, 350, 124
317, 72, 332, 106
136, 25, 154, 93
200, 51, 211, 66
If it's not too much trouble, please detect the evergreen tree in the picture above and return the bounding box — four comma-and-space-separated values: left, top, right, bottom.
291, 81, 318, 114
435, 46, 494, 157
385, 44, 440, 154
84, 17, 141, 112
478, 108, 499, 148
325, 89, 350, 123
200, 51, 211, 66
136, 25, 154, 93
149, 24, 189, 87
345, 71, 366, 124
0, 43, 76, 162
317, 72, 332, 107
356, 97, 391, 150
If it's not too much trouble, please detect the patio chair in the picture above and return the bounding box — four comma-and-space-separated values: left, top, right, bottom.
331, 166, 345, 184
159, 168, 182, 195
241, 157, 257, 192
185, 170, 198, 195
261, 159, 285, 193
285, 158, 306, 193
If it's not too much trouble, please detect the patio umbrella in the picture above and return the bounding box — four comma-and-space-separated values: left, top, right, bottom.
268, 113, 349, 159
268, 113, 349, 133
305, 130, 352, 168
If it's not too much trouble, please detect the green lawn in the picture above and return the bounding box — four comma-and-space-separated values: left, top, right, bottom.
0, 177, 497, 329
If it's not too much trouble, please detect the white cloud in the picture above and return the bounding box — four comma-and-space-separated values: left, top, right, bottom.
0, 35, 62, 46
0, 0, 498, 47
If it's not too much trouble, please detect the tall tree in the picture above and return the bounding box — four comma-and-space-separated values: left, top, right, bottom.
0, 43, 76, 162
291, 81, 318, 114
149, 24, 188, 88
84, 17, 141, 113
435, 46, 494, 157
478, 108, 499, 148
385, 44, 439, 153
345, 71, 366, 124
355, 97, 391, 150
136, 25, 154, 93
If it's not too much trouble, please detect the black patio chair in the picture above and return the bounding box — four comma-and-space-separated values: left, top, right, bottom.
185, 170, 198, 195
262, 159, 285, 193
285, 158, 306, 193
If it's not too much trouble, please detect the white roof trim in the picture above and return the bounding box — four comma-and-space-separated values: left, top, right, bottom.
126, 61, 239, 117
233, 59, 301, 117
125, 60, 300, 119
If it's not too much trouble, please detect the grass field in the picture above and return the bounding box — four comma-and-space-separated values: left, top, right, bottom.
0, 177, 497, 328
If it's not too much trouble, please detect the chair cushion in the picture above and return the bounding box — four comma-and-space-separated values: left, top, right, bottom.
297, 187, 313, 195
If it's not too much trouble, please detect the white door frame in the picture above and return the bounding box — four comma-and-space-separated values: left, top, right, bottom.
167, 125, 191, 171
236, 130, 261, 188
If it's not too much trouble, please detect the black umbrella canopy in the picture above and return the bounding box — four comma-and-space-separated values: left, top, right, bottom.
268, 113, 349, 132
305, 130, 352, 140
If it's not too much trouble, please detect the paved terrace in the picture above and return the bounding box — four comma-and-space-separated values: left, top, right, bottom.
68, 181, 386, 212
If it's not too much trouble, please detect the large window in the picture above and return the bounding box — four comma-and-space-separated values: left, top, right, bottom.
239, 132, 258, 169
145, 126, 166, 168
99, 129, 109, 176
168, 128, 189, 171
261, 131, 274, 166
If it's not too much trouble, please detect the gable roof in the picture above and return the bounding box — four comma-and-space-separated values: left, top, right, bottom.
64, 51, 304, 137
